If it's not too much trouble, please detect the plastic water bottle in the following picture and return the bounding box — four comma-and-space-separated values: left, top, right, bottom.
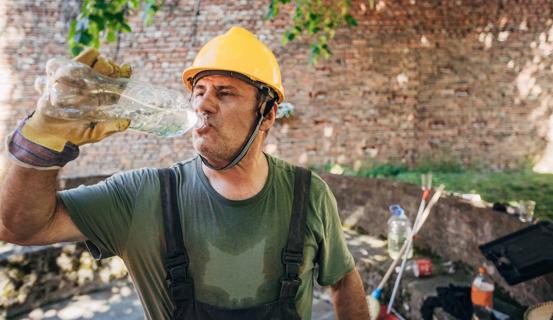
394, 259, 456, 277
387, 204, 413, 260
37, 58, 198, 137
471, 266, 494, 319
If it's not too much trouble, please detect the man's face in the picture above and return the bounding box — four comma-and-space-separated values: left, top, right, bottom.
192, 75, 259, 167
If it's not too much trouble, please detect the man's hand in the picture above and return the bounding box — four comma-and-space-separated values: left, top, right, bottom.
331, 268, 370, 319
6, 48, 133, 170
21, 48, 132, 153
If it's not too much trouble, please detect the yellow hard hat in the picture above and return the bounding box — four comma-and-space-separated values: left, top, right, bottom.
182, 26, 284, 103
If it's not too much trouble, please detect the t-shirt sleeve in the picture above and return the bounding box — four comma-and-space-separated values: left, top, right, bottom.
58, 168, 156, 259
314, 178, 355, 286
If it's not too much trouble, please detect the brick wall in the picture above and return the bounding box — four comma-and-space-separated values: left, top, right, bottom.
1, 0, 553, 177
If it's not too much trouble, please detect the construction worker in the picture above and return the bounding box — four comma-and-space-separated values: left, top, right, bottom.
0, 26, 370, 319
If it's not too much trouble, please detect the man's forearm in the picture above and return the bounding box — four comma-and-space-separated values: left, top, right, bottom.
331, 268, 370, 320
0, 155, 59, 244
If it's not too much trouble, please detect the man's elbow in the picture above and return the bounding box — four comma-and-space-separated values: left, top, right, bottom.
0, 225, 28, 245
0, 210, 37, 246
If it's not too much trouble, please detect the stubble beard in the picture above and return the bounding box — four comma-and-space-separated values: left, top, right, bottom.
193, 134, 238, 166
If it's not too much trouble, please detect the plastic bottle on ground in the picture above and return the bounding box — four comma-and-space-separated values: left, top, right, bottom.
394, 258, 456, 277
471, 266, 495, 320
387, 204, 413, 260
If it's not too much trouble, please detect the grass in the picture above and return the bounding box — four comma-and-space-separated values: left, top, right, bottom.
319, 163, 553, 222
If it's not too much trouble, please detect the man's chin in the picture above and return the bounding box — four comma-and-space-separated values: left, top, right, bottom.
198, 154, 229, 169
194, 145, 224, 166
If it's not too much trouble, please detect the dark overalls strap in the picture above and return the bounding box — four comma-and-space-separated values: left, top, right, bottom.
280, 166, 312, 300
158, 168, 194, 305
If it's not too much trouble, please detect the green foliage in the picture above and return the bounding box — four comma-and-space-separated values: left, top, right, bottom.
68, 1, 367, 63
68, 0, 162, 56
266, 0, 362, 64
415, 154, 465, 174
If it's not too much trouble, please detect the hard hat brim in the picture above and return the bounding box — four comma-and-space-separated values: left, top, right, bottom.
182, 67, 284, 103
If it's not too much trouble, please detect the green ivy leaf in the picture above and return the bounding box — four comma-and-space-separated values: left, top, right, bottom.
282, 30, 296, 46
106, 30, 117, 42
78, 30, 93, 45
71, 45, 84, 57
122, 22, 132, 32
266, 1, 279, 19
89, 14, 105, 30
68, 19, 77, 39
344, 14, 357, 27
93, 0, 108, 11
268, 0, 360, 63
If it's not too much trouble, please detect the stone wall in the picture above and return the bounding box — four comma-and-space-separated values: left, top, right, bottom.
1, 0, 553, 177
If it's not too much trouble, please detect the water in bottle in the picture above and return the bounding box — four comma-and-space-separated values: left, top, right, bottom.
38, 58, 198, 137
471, 266, 494, 319
387, 204, 413, 260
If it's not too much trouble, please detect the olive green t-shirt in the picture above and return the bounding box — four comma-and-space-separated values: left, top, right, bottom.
58, 155, 354, 320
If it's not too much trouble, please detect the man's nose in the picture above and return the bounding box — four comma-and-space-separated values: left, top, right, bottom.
194, 89, 218, 114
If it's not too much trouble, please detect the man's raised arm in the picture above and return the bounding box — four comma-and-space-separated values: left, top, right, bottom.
0, 48, 132, 246
0, 157, 82, 245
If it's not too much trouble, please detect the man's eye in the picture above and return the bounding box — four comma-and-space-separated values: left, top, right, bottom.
220, 91, 234, 96
194, 92, 204, 97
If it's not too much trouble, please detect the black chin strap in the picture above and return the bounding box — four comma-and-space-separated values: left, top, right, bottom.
200, 94, 277, 171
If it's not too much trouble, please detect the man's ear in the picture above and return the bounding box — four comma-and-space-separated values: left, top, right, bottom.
260, 101, 277, 131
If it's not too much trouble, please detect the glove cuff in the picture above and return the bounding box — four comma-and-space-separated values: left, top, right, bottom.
6, 118, 79, 170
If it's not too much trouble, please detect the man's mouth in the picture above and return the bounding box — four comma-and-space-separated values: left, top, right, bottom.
194, 116, 211, 134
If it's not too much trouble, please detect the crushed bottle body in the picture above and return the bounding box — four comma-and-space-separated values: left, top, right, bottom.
39, 58, 198, 137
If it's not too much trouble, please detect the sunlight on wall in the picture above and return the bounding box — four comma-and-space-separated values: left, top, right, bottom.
264, 143, 278, 155
523, 24, 553, 173
534, 114, 553, 172
396, 73, 408, 87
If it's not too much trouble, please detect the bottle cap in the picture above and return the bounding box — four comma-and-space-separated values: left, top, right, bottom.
389, 204, 404, 216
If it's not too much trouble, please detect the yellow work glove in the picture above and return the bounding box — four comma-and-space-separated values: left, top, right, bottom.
7, 48, 132, 169
22, 48, 132, 152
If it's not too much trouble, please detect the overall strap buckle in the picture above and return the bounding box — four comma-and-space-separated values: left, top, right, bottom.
281, 249, 303, 280
166, 255, 189, 284
279, 277, 302, 300
165, 254, 194, 303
